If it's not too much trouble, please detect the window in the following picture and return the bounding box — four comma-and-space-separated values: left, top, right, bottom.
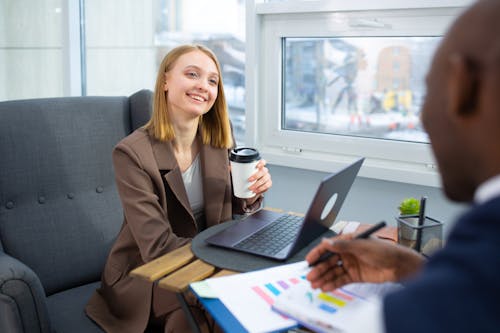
84, 0, 246, 144
283, 36, 439, 144
0, 0, 64, 100
247, 0, 474, 186
1, 1, 246, 144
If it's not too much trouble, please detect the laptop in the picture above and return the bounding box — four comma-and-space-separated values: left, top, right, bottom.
205, 157, 364, 260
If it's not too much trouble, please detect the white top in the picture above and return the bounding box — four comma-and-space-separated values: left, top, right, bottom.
181, 154, 205, 222
474, 174, 500, 204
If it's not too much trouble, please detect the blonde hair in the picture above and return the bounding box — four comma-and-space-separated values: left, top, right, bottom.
143, 44, 233, 148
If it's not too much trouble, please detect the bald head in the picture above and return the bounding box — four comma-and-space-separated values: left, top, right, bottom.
444, 0, 500, 68
421, 0, 500, 202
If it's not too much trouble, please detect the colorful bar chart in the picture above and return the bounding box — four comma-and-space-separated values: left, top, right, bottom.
252, 276, 363, 319
250, 274, 357, 318
206, 261, 392, 333
251, 276, 307, 306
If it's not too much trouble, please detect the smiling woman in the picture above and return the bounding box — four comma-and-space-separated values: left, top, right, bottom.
146, 45, 232, 147
164, 53, 220, 126
85, 44, 273, 333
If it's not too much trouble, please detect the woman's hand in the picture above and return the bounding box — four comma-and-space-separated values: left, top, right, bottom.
306, 233, 425, 292
245, 159, 272, 205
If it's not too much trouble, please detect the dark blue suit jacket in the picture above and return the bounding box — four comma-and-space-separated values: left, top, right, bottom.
384, 196, 500, 332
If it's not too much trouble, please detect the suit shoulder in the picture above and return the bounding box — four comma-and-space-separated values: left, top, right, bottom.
115, 128, 151, 151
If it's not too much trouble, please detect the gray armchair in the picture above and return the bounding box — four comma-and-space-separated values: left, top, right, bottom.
0, 90, 152, 332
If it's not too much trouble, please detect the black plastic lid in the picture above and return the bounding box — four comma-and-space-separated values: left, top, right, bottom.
229, 147, 260, 163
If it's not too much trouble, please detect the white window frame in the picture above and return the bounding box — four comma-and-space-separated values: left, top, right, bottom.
62, 0, 84, 97
245, 0, 474, 187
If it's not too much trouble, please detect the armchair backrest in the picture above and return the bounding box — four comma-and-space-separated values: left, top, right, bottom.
0, 90, 152, 296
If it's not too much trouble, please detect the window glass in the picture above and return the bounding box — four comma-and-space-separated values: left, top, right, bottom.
0, 0, 64, 101
155, 0, 246, 144
84, 0, 246, 144
84, 0, 157, 96
283, 36, 440, 144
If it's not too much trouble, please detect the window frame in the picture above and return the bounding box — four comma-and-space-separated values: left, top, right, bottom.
246, 0, 474, 187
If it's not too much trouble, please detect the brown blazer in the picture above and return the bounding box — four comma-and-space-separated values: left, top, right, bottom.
85, 129, 256, 333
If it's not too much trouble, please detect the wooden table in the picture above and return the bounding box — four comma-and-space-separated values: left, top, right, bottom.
129, 242, 238, 333
128, 208, 299, 332
129, 210, 397, 332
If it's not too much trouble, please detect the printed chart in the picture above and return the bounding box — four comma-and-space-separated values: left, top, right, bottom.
204, 261, 399, 333
205, 262, 307, 333
251, 276, 304, 306
272, 280, 399, 333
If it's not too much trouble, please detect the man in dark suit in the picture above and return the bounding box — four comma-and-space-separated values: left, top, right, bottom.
306, 1, 500, 332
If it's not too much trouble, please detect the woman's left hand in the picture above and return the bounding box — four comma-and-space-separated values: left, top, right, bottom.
246, 159, 272, 204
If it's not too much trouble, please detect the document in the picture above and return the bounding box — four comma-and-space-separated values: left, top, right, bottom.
272, 279, 402, 333
204, 262, 304, 333
202, 261, 402, 333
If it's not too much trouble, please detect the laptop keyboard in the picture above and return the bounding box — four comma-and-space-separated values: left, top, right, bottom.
234, 214, 304, 256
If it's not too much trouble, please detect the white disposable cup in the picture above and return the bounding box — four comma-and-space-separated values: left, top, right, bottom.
230, 147, 260, 199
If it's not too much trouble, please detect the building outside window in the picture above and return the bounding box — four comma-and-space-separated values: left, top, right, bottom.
283, 36, 439, 144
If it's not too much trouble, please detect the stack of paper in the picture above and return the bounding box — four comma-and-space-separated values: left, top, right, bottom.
199, 261, 402, 333
204, 262, 305, 332
272, 279, 401, 333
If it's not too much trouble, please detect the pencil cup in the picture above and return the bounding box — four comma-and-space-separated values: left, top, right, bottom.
396, 214, 443, 256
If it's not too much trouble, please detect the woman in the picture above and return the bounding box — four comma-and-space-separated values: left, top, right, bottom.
86, 45, 272, 332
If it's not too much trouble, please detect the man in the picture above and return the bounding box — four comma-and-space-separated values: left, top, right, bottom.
306, 1, 500, 332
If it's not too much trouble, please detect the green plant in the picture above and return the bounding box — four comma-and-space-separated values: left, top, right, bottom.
398, 197, 420, 215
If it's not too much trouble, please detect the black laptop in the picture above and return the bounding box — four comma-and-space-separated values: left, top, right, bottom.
205, 157, 364, 260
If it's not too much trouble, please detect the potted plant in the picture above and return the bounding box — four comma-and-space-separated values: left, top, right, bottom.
397, 197, 421, 249
398, 197, 420, 216
396, 197, 443, 255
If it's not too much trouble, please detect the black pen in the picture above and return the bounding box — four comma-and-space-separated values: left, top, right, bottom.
308, 221, 387, 267
415, 196, 427, 253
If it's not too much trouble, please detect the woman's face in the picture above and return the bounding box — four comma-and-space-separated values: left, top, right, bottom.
164, 50, 219, 120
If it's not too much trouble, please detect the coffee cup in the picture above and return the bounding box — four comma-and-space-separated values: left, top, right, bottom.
229, 147, 261, 198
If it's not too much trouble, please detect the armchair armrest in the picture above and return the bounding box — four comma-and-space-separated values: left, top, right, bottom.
0, 252, 51, 333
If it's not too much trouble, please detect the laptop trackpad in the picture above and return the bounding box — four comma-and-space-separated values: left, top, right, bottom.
205, 210, 282, 247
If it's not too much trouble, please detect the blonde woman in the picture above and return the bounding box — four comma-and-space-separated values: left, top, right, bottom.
86, 45, 272, 332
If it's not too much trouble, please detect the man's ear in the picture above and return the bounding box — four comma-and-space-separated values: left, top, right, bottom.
447, 53, 480, 117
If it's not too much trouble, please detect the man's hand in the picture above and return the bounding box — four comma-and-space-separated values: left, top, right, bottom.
306, 234, 425, 292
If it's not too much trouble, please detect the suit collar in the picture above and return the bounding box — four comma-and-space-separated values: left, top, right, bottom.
150, 133, 177, 171
149, 131, 229, 229
475, 174, 500, 204
200, 140, 230, 227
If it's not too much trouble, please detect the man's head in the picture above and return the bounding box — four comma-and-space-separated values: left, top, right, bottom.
421, 0, 500, 202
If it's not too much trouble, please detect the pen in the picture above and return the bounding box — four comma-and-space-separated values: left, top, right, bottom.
415, 196, 427, 252
308, 221, 387, 267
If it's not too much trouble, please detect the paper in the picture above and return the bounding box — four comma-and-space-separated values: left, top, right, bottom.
341, 221, 361, 234
331, 220, 347, 234
201, 261, 402, 333
272, 280, 402, 333
204, 262, 310, 333
190, 280, 218, 298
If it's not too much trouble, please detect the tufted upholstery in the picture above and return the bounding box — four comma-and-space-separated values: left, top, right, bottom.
0, 90, 152, 332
